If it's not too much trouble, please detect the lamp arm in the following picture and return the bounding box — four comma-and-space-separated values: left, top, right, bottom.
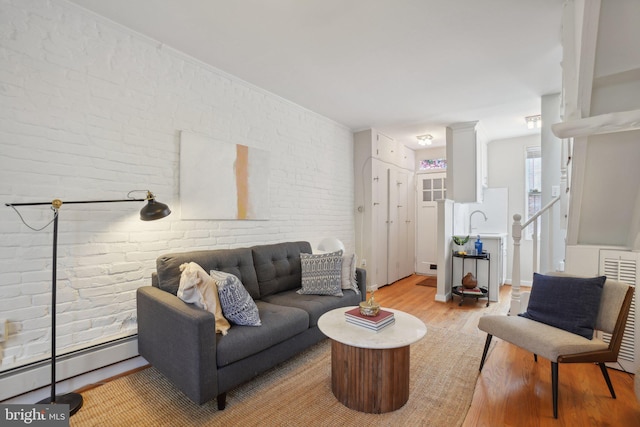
5, 189, 158, 208
5, 199, 147, 231
5, 198, 146, 208
6, 191, 170, 226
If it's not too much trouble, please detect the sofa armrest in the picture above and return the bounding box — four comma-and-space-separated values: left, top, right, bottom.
136, 286, 218, 404
356, 267, 367, 301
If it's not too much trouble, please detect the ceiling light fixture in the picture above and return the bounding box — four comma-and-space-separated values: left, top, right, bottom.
417, 134, 433, 146
525, 115, 542, 129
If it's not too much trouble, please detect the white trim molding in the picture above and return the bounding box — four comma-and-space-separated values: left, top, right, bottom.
551, 108, 640, 139
0, 336, 145, 403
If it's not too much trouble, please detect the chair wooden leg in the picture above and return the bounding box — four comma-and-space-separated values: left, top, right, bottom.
479, 334, 493, 371
551, 362, 558, 419
598, 363, 617, 399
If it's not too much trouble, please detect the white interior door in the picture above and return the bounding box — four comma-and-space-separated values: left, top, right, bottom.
372, 161, 389, 287
396, 169, 412, 279
416, 172, 446, 275
387, 168, 399, 283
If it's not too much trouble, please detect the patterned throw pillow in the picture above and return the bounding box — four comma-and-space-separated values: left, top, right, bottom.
297, 250, 344, 296
210, 270, 261, 327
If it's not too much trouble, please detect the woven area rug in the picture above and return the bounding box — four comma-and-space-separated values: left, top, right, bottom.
71, 326, 486, 427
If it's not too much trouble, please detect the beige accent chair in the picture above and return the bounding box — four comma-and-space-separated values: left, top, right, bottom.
478, 277, 633, 419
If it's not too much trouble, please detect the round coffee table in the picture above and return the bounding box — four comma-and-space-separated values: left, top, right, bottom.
317, 306, 426, 413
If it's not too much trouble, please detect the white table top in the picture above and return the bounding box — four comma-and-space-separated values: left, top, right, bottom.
317, 306, 427, 349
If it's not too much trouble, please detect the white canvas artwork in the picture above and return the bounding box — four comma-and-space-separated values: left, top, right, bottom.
180, 131, 270, 220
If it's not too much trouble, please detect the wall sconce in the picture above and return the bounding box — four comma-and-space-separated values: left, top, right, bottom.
417, 134, 433, 146
525, 115, 542, 129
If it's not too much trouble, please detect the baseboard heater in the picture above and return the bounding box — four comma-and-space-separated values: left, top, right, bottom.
0, 335, 141, 402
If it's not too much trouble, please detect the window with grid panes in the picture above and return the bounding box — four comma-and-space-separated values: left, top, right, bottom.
525, 146, 541, 239
422, 175, 446, 202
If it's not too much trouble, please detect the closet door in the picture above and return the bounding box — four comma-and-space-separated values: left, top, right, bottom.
387, 168, 399, 283
372, 160, 389, 287
396, 169, 413, 279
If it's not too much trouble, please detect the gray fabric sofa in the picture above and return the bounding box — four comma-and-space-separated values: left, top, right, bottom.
136, 241, 366, 408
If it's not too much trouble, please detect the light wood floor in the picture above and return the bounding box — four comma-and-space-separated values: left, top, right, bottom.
373, 274, 640, 427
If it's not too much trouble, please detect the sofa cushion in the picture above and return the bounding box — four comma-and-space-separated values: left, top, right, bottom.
262, 289, 361, 327
211, 270, 261, 327
156, 248, 260, 299
519, 273, 606, 339
297, 251, 344, 296
215, 301, 309, 367
251, 241, 312, 297
177, 262, 231, 335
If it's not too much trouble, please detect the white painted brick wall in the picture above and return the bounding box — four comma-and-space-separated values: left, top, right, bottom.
0, 0, 355, 374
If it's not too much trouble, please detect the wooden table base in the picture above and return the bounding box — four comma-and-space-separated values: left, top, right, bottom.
330, 340, 410, 413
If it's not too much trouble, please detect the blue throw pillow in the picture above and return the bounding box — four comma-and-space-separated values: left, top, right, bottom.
519, 273, 606, 339
210, 270, 261, 327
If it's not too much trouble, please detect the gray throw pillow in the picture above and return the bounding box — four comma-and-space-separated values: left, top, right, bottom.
518, 273, 606, 339
297, 250, 344, 296
210, 270, 261, 326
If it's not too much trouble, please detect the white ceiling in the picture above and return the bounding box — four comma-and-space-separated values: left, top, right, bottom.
67, 0, 564, 149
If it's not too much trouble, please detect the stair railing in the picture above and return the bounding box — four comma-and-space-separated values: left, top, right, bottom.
509, 194, 561, 315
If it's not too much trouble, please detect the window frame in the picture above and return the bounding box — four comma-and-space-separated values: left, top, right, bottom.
524, 146, 542, 240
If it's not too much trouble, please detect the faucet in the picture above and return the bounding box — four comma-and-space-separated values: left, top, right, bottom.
469, 210, 488, 234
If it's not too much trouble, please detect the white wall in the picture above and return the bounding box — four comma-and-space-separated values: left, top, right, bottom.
0, 0, 355, 388
563, 1, 640, 252
487, 134, 540, 285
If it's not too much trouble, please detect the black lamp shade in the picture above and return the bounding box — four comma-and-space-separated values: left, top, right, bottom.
140, 198, 171, 221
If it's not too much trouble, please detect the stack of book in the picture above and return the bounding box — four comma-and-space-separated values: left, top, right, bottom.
458, 286, 484, 296
345, 307, 395, 331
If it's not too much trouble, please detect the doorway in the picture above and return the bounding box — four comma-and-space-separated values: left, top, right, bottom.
416, 172, 446, 275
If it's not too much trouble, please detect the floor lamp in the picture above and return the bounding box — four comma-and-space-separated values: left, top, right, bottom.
5, 191, 171, 416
